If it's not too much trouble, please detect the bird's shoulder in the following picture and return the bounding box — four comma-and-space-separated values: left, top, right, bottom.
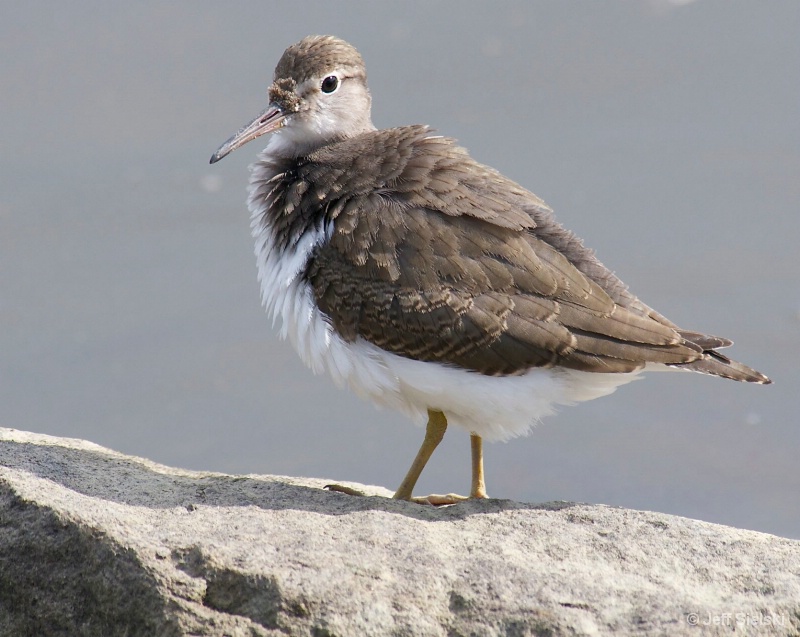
302, 126, 653, 319
303, 125, 548, 231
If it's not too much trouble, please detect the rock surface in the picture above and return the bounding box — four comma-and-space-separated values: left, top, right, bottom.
1, 427, 798, 637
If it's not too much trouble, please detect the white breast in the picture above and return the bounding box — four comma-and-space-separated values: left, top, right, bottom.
248, 142, 640, 442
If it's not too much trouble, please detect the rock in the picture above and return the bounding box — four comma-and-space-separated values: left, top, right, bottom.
1, 427, 798, 637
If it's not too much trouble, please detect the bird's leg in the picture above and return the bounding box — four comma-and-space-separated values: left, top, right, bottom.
327, 410, 489, 505
325, 409, 447, 500
469, 433, 488, 499
414, 433, 490, 505
397, 414, 490, 506
393, 409, 448, 501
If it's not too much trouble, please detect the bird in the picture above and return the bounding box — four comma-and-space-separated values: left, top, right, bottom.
210, 35, 771, 505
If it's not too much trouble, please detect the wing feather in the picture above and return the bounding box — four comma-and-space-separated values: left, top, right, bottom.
293, 127, 763, 379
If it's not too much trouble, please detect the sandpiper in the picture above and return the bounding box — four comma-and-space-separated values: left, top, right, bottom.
210, 36, 770, 504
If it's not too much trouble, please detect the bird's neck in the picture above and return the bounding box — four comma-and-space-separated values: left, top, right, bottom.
263, 121, 376, 160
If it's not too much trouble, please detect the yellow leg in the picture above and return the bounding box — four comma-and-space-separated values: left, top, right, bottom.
393, 409, 448, 501
470, 433, 488, 499
420, 434, 489, 504
327, 411, 489, 505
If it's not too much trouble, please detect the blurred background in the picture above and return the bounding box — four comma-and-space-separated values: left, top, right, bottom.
2, 1, 798, 538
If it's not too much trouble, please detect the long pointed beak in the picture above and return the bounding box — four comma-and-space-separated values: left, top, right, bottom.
209, 104, 287, 164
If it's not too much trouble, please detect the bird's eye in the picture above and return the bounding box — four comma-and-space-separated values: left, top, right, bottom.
320, 76, 339, 94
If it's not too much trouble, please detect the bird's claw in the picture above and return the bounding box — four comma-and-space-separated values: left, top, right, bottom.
324, 484, 368, 497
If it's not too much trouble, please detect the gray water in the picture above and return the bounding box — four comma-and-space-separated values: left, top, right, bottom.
2, 1, 798, 538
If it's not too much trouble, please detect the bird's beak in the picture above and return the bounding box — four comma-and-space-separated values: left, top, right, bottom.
209, 104, 287, 164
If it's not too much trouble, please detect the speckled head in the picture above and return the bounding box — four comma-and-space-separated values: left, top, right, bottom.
210, 35, 374, 163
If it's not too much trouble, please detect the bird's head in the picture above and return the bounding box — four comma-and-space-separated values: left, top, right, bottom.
210, 35, 374, 163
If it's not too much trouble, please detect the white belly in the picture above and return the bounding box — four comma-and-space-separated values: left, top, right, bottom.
251, 215, 638, 443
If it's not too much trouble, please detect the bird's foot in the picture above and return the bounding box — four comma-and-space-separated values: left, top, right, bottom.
324, 483, 368, 497
324, 484, 488, 506
409, 492, 489, 506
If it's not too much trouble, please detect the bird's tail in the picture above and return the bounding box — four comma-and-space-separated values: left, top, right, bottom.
669, 331, 771, 384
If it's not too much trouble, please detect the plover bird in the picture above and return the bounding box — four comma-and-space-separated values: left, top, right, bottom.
210, 36, 770, 504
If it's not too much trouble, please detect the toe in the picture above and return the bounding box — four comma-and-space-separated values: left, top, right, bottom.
324, 484, 368, 497
410, 493, 469, 506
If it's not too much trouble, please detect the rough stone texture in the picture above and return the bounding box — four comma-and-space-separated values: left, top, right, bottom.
1, 427, 798, 637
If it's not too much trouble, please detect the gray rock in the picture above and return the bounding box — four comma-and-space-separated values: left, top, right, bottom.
1, 427, 798, 637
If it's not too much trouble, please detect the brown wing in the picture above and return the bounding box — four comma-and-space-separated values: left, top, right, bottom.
295, 127, 768, 382
308, 197, 704, 375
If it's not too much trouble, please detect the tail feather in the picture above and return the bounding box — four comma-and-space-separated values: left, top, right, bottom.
670, 348, 771, 384
677, 330, 733, 350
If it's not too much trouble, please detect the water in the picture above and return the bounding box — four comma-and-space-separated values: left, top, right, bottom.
2, 1, 798, 538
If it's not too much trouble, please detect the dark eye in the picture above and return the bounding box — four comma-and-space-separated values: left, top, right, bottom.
320, 75, 339, 93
